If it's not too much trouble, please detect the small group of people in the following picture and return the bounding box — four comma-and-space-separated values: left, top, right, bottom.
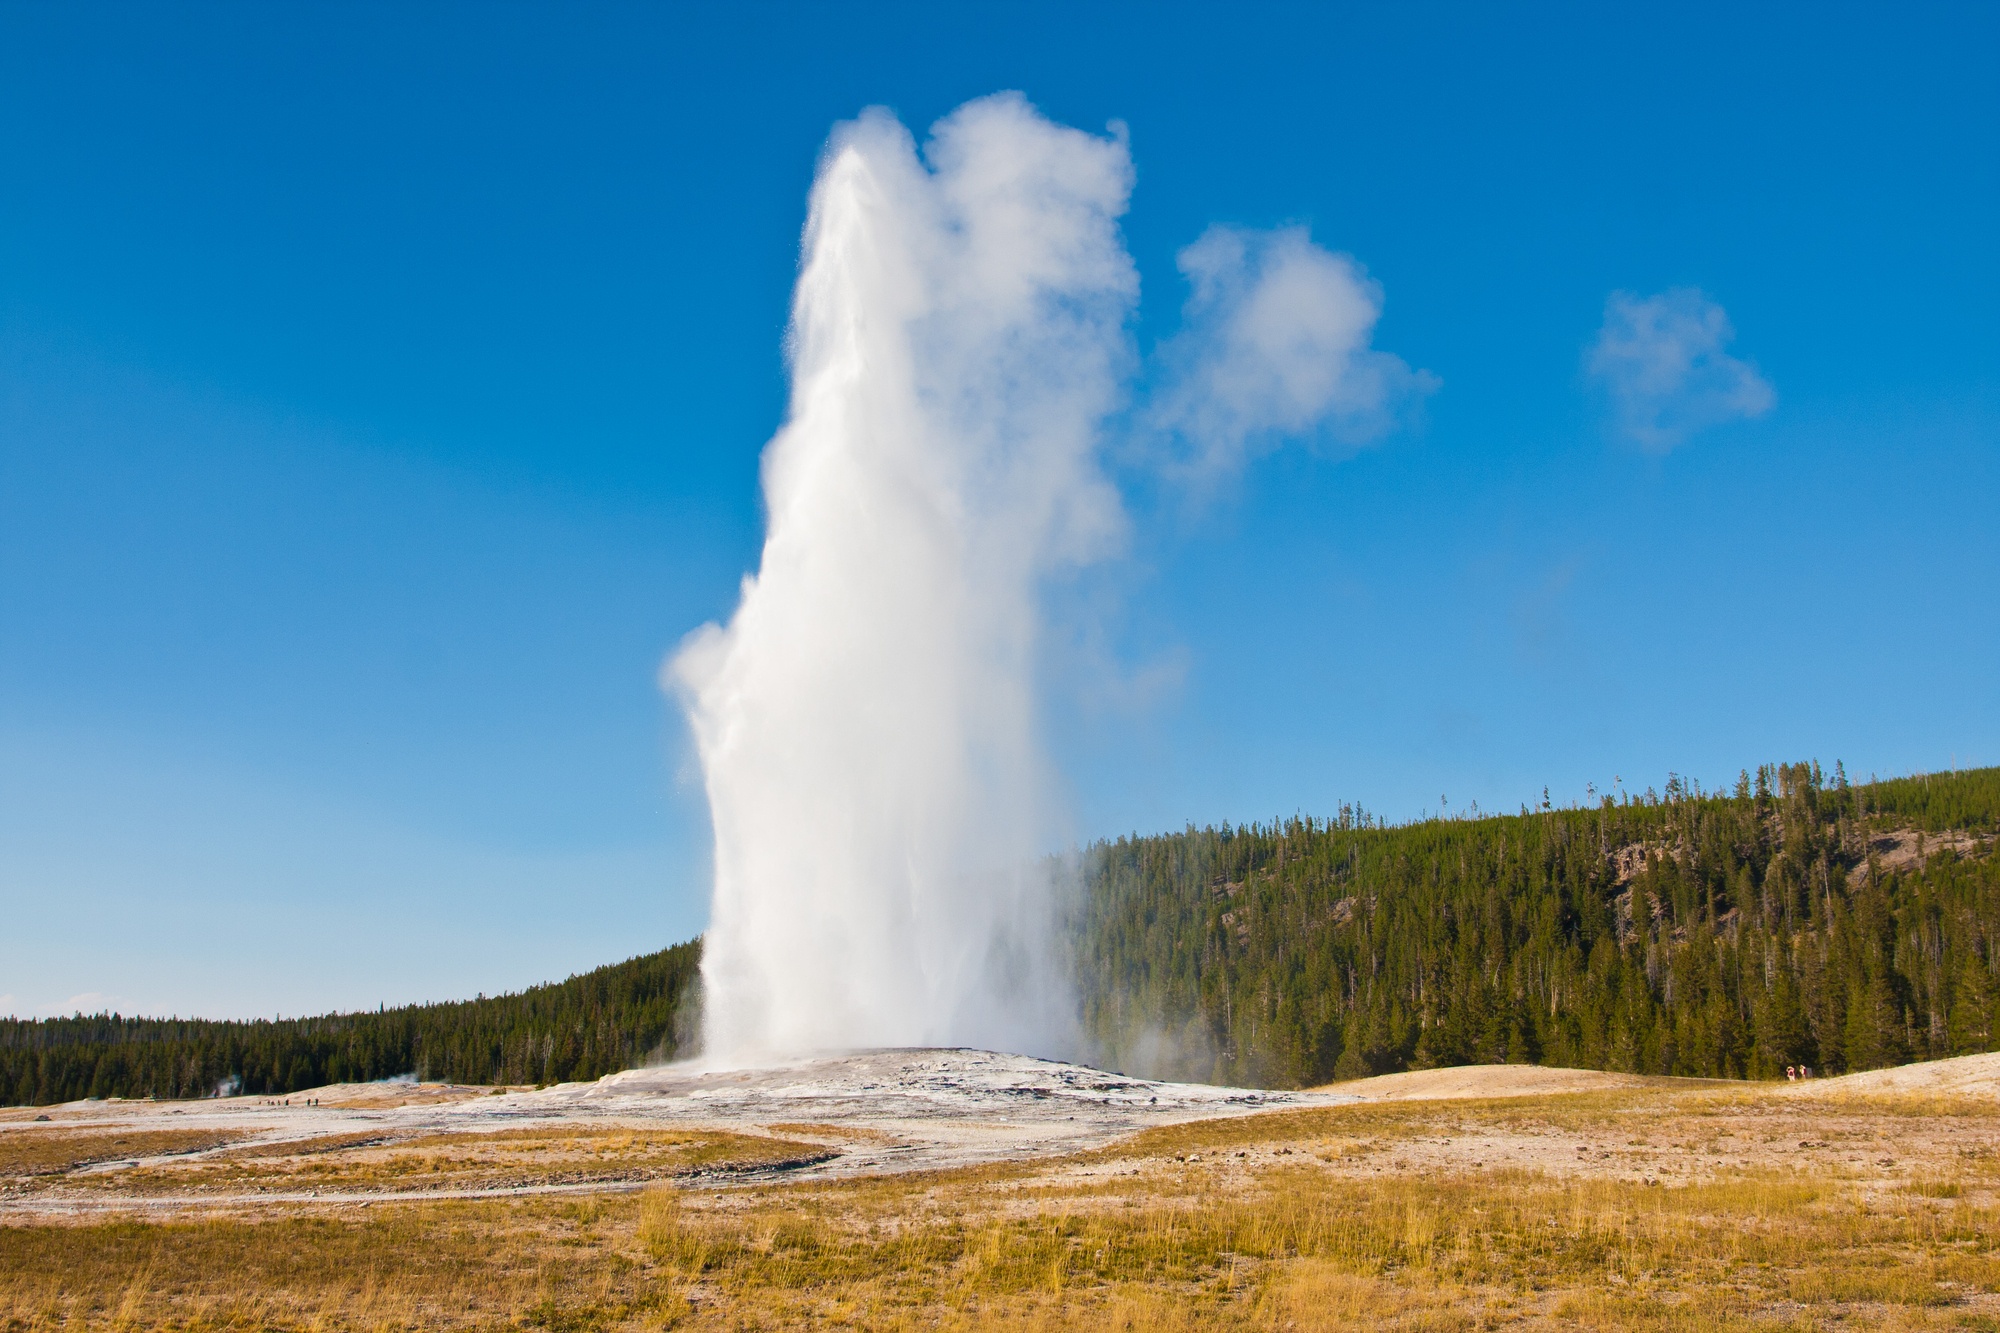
1784, 1065, 1814, 1080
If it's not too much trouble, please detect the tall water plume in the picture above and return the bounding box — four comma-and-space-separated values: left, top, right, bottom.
668, 95, 1136, 1065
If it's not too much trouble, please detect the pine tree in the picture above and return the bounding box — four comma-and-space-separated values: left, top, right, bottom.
1948, 955, 1995, 1054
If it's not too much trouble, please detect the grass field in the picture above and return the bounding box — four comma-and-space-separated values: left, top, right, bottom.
6, 1077, 2000, 1330
2, 1124, 833, 1200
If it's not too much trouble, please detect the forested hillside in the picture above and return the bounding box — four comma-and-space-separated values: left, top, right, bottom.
1076, 764, 2000, 1088
8, 764, 1998, 1105
0, 940, 700, 1105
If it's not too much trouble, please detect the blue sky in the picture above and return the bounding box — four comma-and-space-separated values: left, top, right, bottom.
2, 3, 1994, 1019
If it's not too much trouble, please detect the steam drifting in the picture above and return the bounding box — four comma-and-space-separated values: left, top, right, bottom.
1157, 225, 1431, 474
672, 94, 1421, 1066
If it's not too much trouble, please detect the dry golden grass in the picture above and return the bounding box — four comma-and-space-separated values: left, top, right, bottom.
0, 1128, 246, 1179
6, 1087, 2000, 1330
221, 1128, 412, 1160
47, 1126, 838, 1197
761, 1123, 904, 1146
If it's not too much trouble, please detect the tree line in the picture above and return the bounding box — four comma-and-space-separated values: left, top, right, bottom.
5, 765, 1996, 1104
0, 939, 699, 1105
1074, 764, 2000, 1087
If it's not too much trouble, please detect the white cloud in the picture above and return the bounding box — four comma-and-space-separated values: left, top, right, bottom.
1588, 288, 1774, 451
1153, 225, 1434, 475
0, 991, 126, 1019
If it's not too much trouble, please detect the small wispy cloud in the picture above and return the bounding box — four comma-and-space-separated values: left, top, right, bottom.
0, 991, 127, 1019
1588, 288, 1774, 452
57, 991, 117, 1016
1153, 225, 1435, 476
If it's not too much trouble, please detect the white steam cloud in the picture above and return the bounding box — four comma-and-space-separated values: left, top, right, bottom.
670, 94, 1421, 1067
1155, 225, 1433, 475
1588, 287, 1774, 452
670, 95, 1133, 1065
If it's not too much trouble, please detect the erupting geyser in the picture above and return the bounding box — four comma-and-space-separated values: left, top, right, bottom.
669, 95, 1135, 1065
670, 92, 1423, 1068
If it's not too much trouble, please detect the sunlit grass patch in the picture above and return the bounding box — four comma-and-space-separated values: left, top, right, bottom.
1805, 1092, 2000, 1120
0, 1200, 616, 1329
763, 1121, 903, 1145
1908, 1177, 1968, 1198
0, 1127, 247, 1178
14, 1124, 835, 1197
227, 1125, 834, 1190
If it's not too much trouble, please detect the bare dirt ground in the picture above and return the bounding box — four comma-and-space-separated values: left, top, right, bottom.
9, 1052, 2000, 1329
1313, 1064, 1720, 1100
1203, 1058, 2000, 1195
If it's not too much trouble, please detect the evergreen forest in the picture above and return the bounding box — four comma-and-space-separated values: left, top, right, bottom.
1078, 763, 2000, 1087
0, 939, 699, 1106
5, 764, 1997, 1105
